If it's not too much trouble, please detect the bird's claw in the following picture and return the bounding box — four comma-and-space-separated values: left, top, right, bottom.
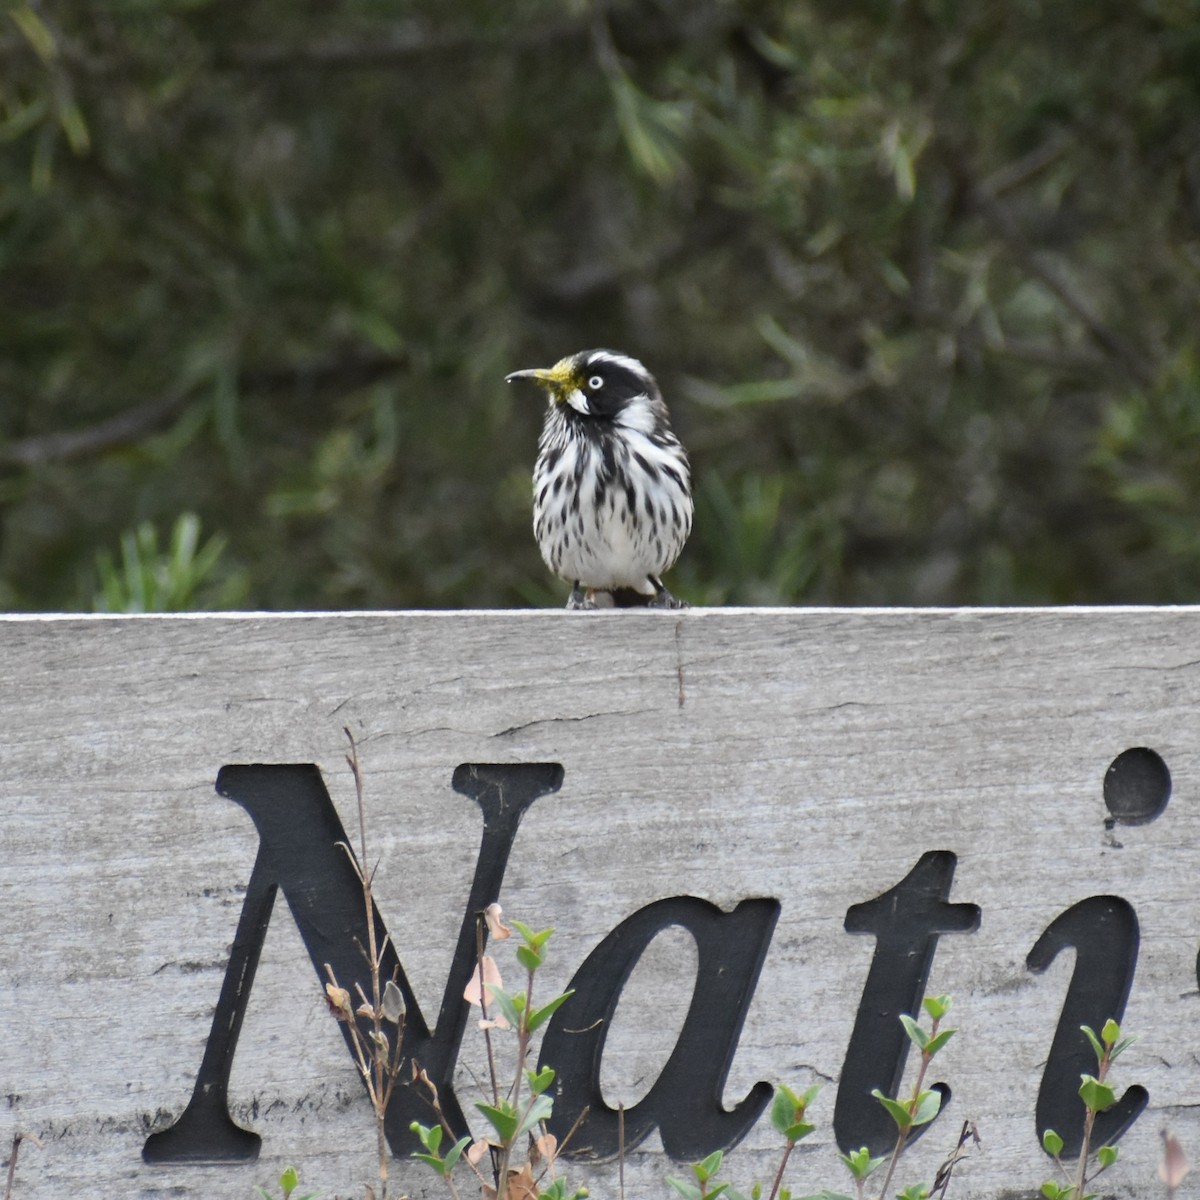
567, 583, 597, 611
647, 575, 687, 609
648, 590, 687, 610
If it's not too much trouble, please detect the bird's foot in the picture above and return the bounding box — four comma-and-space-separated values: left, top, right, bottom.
647, 576, 688, 609
566, 582, 598, 611
647, 590, 688, 610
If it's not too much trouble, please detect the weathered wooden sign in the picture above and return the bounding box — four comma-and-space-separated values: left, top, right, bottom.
2, 609, 1199, 1199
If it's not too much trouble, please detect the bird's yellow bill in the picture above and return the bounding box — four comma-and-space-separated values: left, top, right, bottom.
505, 359, 577, 394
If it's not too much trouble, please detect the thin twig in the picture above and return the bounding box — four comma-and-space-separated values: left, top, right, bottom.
476, 914, 502, 1107
417, 1067, 489, 1187
343, 727, 394, 1200
493, 959, 538, 1199
765, 1139, 795, 1200
618, 1103, 626, 1200
930, 1120, 978, 1198
5, 1132, 43, 1200
1072, 1049, 1110, 1199
3, 1134, 19, 1200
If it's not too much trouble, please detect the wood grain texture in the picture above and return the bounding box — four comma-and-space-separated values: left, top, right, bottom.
2, 608, 1200, 1199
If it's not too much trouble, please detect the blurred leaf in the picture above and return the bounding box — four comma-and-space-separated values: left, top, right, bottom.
92, 513, 246, 612
0, 98, 49, 143
56, 94, 90, 155
609, 70, 689, 184
9, 5, 57, 62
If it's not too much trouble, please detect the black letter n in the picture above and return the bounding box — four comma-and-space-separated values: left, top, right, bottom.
144, 761, 561, 1163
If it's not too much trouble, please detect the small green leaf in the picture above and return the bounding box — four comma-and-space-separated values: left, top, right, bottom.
1100, 1018, 1121, 1046
693, 1150, 724, 1182
517, 944, 545, 972
922, 995, 951, 1021
667, 1176, 704, 1200
899, 1014, 928, 1050
515, 1092, 554, 1139
537, 1181, 590, 1200
442, 1134, 472, 1173
527, 1066, 556, 1094
771, 1085, 803, 1134
511, 920, 555, 949
413, 1152, 452, 1176
279, 1166, 300, 1193
537, 1180, 589, 1200
910, 1088, 942, 1127
842, 1148, 866, 1172
1110, 1035, 1137, 1062
1040, 1183, 1066, 1200
1080, 1025, 1105, 1065
1097, 1144, 1118, 1169
410, 1121, 442, 1153
488, 981, 522, 1007
527, 989, 574, 1032
871, 1090, 912, 1131
923, 1028, 956, 1057
1042, 1129, 1064, 1157
782, 1121, 815, 1142
486, 985, 524, 1030
896, 1186, 929, 1200
1078, 1074, 1116, 1113
837, 1146, 885, 1181
477, 1100, 519, 1143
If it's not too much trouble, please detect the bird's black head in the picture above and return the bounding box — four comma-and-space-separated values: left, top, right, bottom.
506, 349, 660, 424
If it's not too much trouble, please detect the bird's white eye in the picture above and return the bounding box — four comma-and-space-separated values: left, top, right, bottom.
588, 375, 604, 390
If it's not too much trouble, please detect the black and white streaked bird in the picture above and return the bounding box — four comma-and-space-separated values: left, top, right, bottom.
506, 349, 693, 610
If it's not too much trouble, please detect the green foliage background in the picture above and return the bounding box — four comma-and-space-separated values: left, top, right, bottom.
3, 0, 1200, 610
